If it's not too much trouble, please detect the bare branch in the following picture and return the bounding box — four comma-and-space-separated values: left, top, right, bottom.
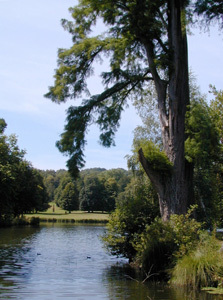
157, 8, 168, 31
124, 265, 158, 285
142, 265, 158, 283
156, 36, 168, 54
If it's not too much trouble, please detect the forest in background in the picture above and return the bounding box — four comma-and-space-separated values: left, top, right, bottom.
1, 0, 223, 290
2, 87, 223, 289
0, 117, 133, 224
1, 86, 223, 228
40, 167, 132, 213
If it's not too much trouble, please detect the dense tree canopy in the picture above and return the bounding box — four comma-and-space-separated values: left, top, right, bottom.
104, 173, 159, 260
79, 174, 105, 212
41, 167, 131, 213
129, 81, 223, 226
0, 120, 49, 224
59, 181, 79, 212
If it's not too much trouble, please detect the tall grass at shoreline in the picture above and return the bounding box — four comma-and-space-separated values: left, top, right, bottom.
170, 233, 223, 289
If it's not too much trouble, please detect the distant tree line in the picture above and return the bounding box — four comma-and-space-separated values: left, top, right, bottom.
0, 117, 133, 226
40, 168, 132, 213
0, 119, 49, 225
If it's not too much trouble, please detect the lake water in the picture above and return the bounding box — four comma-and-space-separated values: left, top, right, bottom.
0, 225, 221, 300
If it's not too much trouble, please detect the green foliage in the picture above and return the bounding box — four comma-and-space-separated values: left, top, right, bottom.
210, 86, 223, 144
183, 87, 223, 227
13, 163, 49, 215
79, 175, 105, 212
139, 140, 173, 172
79, 168, 131, 212
102, 177, 118, 212
129, 139, 173, 174
0, 131, 24, 219
53, 172, 80, 211
99, 168, 132, 211
208, 87, 223, 227
99, 168, 131, 193
0, 119, 49, 225
103, 174, 159, 261
170, 206, 203, 258
59, 182, 79, 212
133, 218, 177, 274
42, 167, 131, 214
130, 206, 203, 274
29, 217, 40, 225
128, 79, 223, 227
45, 0, 184, 175
0, 118, 7, 134
195, 0, 223, 28
54, 173, 75, 207
170, 233, 223, 289
185, 97, 220, 166
40, 170, 61, 202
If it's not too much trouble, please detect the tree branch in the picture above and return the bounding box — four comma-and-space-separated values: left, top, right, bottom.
120, 70, 154, 101
156, 36, 168, 54
157, 8, 168, 31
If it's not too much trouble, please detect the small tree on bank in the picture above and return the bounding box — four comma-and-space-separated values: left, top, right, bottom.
45, 0, 219, 220
0, 119, 49, 223
79, 175, 105, 212
59, 182, 79, 212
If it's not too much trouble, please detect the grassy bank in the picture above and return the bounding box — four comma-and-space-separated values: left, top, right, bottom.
25, 203, 109, 224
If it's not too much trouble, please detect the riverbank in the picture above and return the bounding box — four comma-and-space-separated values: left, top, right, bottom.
24, 203, 109, 224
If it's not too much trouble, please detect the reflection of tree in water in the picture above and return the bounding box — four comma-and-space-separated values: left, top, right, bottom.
170, 287, 223, 300
102, 264, 220, 300
102, 264, 151, 300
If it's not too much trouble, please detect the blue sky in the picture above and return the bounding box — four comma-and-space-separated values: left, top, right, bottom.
0, 0, 222, 171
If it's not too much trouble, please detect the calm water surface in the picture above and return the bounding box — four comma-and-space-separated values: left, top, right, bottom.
0, 225, 221, 300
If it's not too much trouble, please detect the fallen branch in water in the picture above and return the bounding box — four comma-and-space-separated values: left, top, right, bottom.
142, 265, 158, 283
124, 265, 158, 284
124, 274, 140, 283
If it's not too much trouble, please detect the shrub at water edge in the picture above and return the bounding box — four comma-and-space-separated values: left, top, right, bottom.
170, 233, 223, 289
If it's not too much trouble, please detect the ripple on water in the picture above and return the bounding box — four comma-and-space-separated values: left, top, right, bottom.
0, 225, 222, 300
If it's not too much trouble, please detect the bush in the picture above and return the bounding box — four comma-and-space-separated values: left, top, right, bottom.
170, 233, 223, 289
104, 203, 223, 288
29, 217, 40, 225
170, 206, 203, 258
0, 214, 13, 227
133, 206, 204, 276
135, 140, 173, 174
103, 175, 159, 261
133, 218, 177, 276
12, 216, 29, 226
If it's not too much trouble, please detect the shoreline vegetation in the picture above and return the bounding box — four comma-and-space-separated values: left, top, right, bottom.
3, 203, 223, 296
24, 202, 109, 225
1, 203, 109, 227
103, 205, 223, 296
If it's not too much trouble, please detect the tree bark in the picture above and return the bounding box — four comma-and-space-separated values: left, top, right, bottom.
139, 0, 193, 221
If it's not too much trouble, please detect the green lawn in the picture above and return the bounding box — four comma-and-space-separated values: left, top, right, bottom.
25, 203, 109, 223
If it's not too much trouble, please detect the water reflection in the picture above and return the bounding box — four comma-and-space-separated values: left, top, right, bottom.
0, 225, 222, 300
103, 265, 221, 300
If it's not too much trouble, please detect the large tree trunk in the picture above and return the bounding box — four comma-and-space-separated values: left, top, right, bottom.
139, 0, 193, 221
139, 149, 193, 221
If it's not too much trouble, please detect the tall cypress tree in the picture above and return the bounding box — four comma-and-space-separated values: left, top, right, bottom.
45, 0, 213, 220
